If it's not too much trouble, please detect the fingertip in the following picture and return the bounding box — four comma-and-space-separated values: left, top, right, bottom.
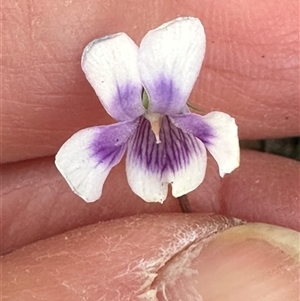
154, 223, 299, 300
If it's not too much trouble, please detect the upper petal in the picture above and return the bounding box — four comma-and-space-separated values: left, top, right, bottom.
171, 112, 240, 177
55, 120, 138, 202
82, 34, 145, 121
126, 116, 207, 203
138, 17, 206, 115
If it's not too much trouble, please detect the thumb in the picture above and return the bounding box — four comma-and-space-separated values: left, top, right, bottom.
2, 214, 298, 300
153, 222, 299, 300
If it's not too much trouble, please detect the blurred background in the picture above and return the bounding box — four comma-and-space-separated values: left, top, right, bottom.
241, 137, 300, 161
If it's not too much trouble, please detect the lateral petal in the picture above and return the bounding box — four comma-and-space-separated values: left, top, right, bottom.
82, 34, 145, 121
55, 121, 138, 202
126, 116, 207, 203
139, 17, 206, 115
171, 112, 240, 177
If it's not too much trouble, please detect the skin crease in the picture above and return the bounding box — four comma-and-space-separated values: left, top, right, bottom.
1, 0, 300, 299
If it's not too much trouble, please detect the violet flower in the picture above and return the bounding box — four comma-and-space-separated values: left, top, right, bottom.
55, 17, 240, 203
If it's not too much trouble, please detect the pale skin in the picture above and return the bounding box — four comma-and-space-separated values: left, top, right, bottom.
1, 0, 300, 300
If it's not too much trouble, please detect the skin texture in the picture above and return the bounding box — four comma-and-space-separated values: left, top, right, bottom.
2, 215, 299, 300
1, 0, 300, 299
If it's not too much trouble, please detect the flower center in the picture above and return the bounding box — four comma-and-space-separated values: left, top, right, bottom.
144, 112, 162, 144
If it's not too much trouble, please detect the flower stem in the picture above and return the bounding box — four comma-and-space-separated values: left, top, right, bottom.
177, 194, 191, 213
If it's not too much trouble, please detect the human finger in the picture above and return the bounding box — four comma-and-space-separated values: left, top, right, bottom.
1, 150, 299, 254
2, 214, 299, 300
2, 0, 299, 163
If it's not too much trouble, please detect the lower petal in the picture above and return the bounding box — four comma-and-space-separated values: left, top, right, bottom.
55, 120, 138, 202
171, 112, 240, 177
126, 116, 207, 203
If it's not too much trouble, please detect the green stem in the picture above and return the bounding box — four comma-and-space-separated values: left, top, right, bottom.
177, 194, 191, 213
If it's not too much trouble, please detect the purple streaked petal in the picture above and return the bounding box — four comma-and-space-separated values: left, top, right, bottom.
126, 116, 207, 203
81, 33, 145, 121
171, 112, 240, 177
138, 17, 206, 115
55, 120, 138, 202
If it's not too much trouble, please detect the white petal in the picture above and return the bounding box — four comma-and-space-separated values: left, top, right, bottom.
82, 34, 145, 121
55, 121, 137, 202
138, 17, 206, 115
172, 112, 240, 177
202, 112, 239, 176
126, 116, 207, 203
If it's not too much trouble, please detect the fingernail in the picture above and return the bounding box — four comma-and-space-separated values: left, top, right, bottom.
152, 223, 299, 300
